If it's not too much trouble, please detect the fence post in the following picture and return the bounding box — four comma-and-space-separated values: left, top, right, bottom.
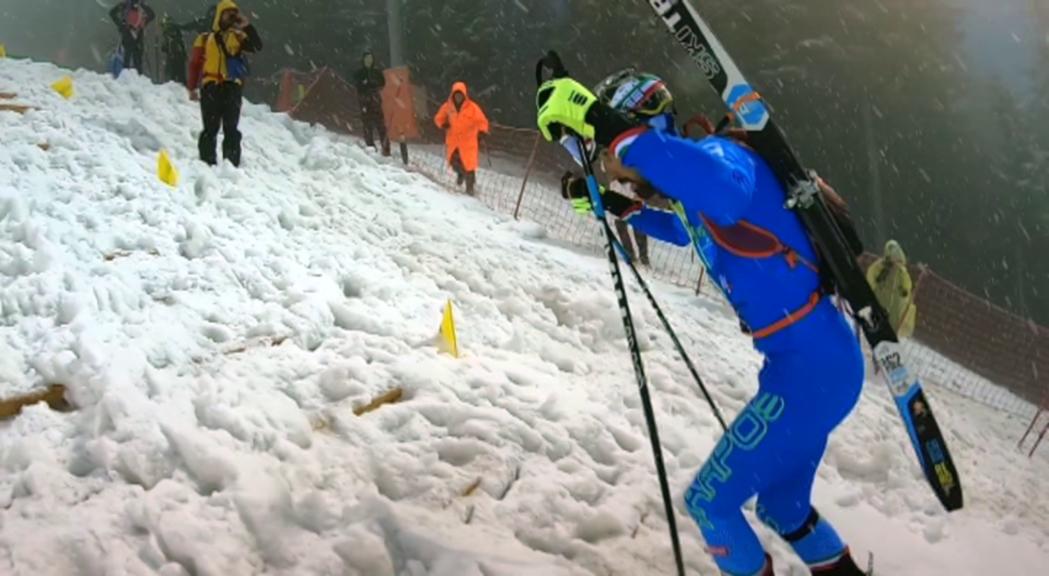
1019, 407, 1042, 450
513, 132, 542, 221
1030, 413, 1048, 458
694, 268, 706, 297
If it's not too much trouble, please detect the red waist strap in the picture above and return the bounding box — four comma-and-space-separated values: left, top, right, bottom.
750, 291, 822, 340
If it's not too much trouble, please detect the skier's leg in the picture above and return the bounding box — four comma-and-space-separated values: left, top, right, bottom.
754, 311, 866, 575
451, 150, 465, 186
375, 112, 391, 155
198, 84, 223, 165
131, 38, 145, 73
754, 440, 852, 568
465, 171, 476, 195
635, 229, 650, 266
684, 386, 790, 576
685, 322, 861, 576
221, 84, 244, 167
122, 37, 136, 70
761, 505, 865, 575
361, 111, 376, 148
613, 218, 637, 261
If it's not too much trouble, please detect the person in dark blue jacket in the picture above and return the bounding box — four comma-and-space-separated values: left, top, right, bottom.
540, 70, 868, 576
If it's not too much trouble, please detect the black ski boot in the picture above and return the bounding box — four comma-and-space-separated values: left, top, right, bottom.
810, 550, 868, 576
720, 554, 773, 576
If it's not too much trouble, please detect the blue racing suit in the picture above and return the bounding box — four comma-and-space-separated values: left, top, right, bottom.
614, 129, 865, 575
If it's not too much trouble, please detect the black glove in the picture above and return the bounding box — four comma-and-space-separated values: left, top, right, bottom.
561, 171, 643, 218
561, 172, 594, 214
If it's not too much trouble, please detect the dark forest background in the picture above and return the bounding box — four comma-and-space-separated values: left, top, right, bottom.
3, 0, 1047, 323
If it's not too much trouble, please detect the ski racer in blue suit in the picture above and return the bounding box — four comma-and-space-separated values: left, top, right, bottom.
539, 70, 868, 576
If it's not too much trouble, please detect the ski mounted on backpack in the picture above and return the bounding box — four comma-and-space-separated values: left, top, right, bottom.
640, 0, 962, 512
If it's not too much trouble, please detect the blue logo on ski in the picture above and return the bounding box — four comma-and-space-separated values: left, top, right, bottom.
726, 83, 769, 129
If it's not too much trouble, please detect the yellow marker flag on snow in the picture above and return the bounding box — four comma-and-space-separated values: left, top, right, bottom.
51, 76, 74, 99
0, 44, 7, 59
157, 150, 179, 187
438, 299, 460, 358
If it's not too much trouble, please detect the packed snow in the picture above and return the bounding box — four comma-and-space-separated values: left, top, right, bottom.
0, 60, 1047, 576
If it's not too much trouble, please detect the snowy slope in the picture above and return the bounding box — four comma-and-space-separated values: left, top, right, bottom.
0, 60, 1046, 576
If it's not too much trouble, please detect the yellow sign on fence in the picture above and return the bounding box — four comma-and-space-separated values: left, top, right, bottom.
0, 44, 7, 59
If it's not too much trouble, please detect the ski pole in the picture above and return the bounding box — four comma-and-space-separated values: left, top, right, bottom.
538, 51, 685, 576
610, 236, 728, 432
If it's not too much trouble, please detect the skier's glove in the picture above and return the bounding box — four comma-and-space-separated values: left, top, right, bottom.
537, 78, 639, 147
561, 171, 595, 214
560, 171, 643, 219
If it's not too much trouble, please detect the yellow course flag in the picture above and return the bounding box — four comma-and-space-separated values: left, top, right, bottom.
439, 299, 460, 358
51, 76, 74, 99
157, 150, 179, 187
0, 44, 7, 58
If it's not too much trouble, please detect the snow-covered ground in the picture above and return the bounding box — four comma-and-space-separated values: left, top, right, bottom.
0, 60, 1046, 576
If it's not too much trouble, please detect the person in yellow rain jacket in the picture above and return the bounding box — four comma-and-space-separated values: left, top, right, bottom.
434, 82, 489, 195
187, 0, 262, 167
866, 239, 918, 338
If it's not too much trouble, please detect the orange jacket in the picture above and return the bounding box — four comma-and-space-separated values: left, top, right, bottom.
434, 82, 489, 172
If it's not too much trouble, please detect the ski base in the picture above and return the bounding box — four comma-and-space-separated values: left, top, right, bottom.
875, 342, 962, 510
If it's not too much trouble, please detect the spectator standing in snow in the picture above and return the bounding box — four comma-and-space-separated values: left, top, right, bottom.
187, 0, 262, 167
109, 0, 156, 75
866, 239, 918, 338
434, 82, 490, 196
354, 51, 391, 156
159, 15, 189, 85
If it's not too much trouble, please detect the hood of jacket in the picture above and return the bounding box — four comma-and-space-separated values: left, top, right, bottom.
213, 0, 239, 32
449, 81, 469, 101
884, 240, 907, 266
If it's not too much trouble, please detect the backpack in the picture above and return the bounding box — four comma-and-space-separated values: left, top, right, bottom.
214, 32, 250, 81
687, 113, 866, 290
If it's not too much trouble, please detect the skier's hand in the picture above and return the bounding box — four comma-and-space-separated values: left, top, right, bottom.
536, 78, 597, 142
561, 172, 594, 215
188, 89, 199, 102
537, 77, 643, 150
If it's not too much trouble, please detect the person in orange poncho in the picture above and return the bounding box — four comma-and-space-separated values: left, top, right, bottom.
434, 82, 489, 195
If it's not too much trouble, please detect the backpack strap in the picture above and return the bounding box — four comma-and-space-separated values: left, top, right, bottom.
691, 212, 824, 339
747, 291, 823, 340
699, 215, 819, 274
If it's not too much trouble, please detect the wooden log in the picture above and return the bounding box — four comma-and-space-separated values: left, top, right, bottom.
353, 388, 404, 416
0, 385, 72, 420
0, 103, 33, 115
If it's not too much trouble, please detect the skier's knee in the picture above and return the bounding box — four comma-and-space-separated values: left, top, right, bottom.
755, 499, 803, 535
683, 468, 738, 533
